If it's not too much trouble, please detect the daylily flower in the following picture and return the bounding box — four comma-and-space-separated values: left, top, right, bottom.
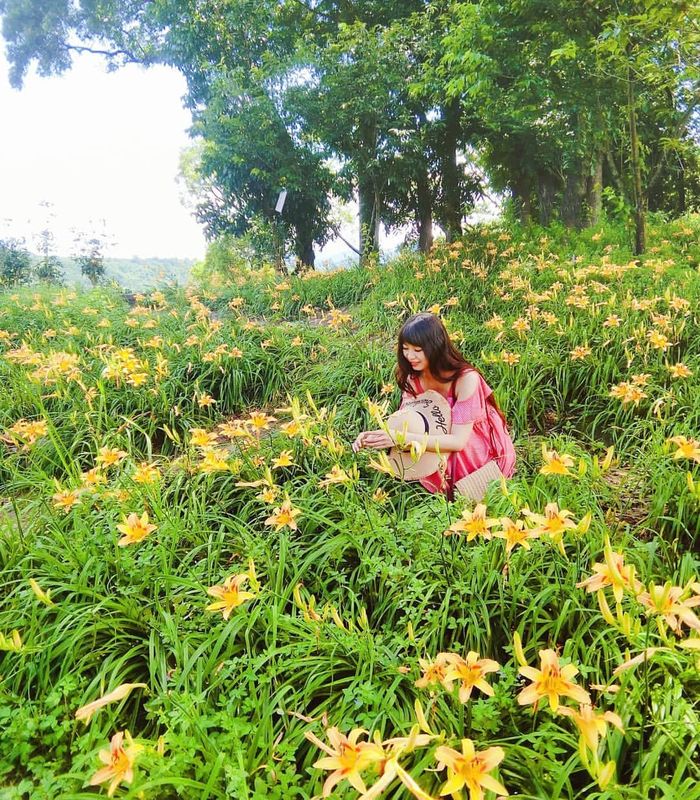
647, 330, 671, 350
248, 411, 277, 432
116, 512, 157, 546
540, 445, 575, 475
570, 346, 592, 361
493, 517, 539, 554
442, 651, 500, 703
89, 730, 140, 797
132, 462, 161, 484
198, 448, 231, 473
609, 381, 647, 407
637, 582, 700, 633
265, 498, 301, 531
319, 465, 356, 488
304, 727, 385, 797
434, 738, 507, 800
218, 420, 251, 439
96, 447, 128, 468
81, 467, 107, 487
415, 653, 453, 690
446, 503, 498, 541
197, 392, 217, 407
272, 450, 295, 469
576, 536, 642, 602
522, 503, 578, 553
517, 648, 590, 712
359, 728, 436, 800
206, 570, 257, 619
52, 489, 82, 512
75, 683, 148, 724
372, 488, 389, 503
500, 351, 520, 366
668, 363, 692, 379
668, 435, 700, 463
557, 704, 624, 752
189, 428, 218, 448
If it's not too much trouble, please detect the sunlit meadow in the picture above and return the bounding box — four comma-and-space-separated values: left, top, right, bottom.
1, 216, 699, 799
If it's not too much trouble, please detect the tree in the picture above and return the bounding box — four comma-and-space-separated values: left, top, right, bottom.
33, 204, 64, 284
591, 0, 700, 253
73, 231, 107, 285
0, 237, 32, 286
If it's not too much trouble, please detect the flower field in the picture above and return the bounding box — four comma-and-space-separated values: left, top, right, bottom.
1, 217, 699, 800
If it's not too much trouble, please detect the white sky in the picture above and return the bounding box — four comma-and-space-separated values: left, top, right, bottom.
0, 48, 207, 259
0, 45, 500, 265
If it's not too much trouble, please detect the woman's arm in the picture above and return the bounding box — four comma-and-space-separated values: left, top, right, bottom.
358, 422, 474, 453
357, 370, 480, 452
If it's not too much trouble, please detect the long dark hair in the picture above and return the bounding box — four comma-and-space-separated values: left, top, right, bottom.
395, 312, 508, 426
396, 312, 472, 397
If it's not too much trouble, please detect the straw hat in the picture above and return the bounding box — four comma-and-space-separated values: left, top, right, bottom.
386, 390, 451, 480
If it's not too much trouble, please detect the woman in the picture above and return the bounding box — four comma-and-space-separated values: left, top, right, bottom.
352, 312, 516, 498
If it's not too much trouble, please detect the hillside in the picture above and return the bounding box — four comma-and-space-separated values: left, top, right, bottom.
0, 215, 699, 800
58, 255, 195, 290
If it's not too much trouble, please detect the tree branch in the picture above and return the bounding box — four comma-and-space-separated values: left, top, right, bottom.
287, 0, 335, 23
329, 223, 361, 255
62, 43, 144, 64
646, 93, 700, 191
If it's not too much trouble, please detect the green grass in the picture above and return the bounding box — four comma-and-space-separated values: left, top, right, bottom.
0, 214, 699, 799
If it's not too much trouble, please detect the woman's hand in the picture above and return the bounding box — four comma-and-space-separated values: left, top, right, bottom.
352, 429, 395, 452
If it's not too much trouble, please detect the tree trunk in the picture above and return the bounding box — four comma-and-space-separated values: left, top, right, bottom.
358, 170, 378, 263
537, 171, 557, 226
585, 151, 604, 226
561, 161, 586, 228
441, 99, 462, 241
295, 229, 315, 269
416, 165, 434, 253
628, 67, 645, 255
678, 157, 686, 214
512, 175, 532, 224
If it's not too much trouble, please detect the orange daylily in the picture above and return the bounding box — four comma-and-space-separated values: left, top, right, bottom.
668, 436, 700, 463
576, 537, 642, 602
189, 428, 218, 448
517, 648, 590, 712
539, 444, 575, 476
206, 571, 257, 620
305, 727, 385, 796
493, 517, 539, 554
442, 651, 500, 703
271, 450, 295, 469
52, 489, 82, 512
435, 738, 507, 800
415, 653, 453, 690
96, 447, 128, 468
264, 498, 301, 531
522, 503, 578, 553
557, 704, 624, 752
637, 582, 700, 633
89, 730, 140, 797
446, 504, 498, 540
76, 683, 148, 724
116, 512, 157, 546
132, 462, 161, 484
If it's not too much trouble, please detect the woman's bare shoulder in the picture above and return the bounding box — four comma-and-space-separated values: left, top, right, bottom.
454, 369, 480, 400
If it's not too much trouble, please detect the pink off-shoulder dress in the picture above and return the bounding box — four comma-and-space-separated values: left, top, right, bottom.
400, 369, 516, 497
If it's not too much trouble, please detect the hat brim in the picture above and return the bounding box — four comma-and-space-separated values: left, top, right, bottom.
386, 390, 451, 481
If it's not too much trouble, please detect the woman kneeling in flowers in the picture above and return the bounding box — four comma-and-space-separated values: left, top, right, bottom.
353, 312, 516, 500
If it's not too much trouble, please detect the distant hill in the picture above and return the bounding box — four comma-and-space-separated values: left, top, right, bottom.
57, 255, 196, 290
